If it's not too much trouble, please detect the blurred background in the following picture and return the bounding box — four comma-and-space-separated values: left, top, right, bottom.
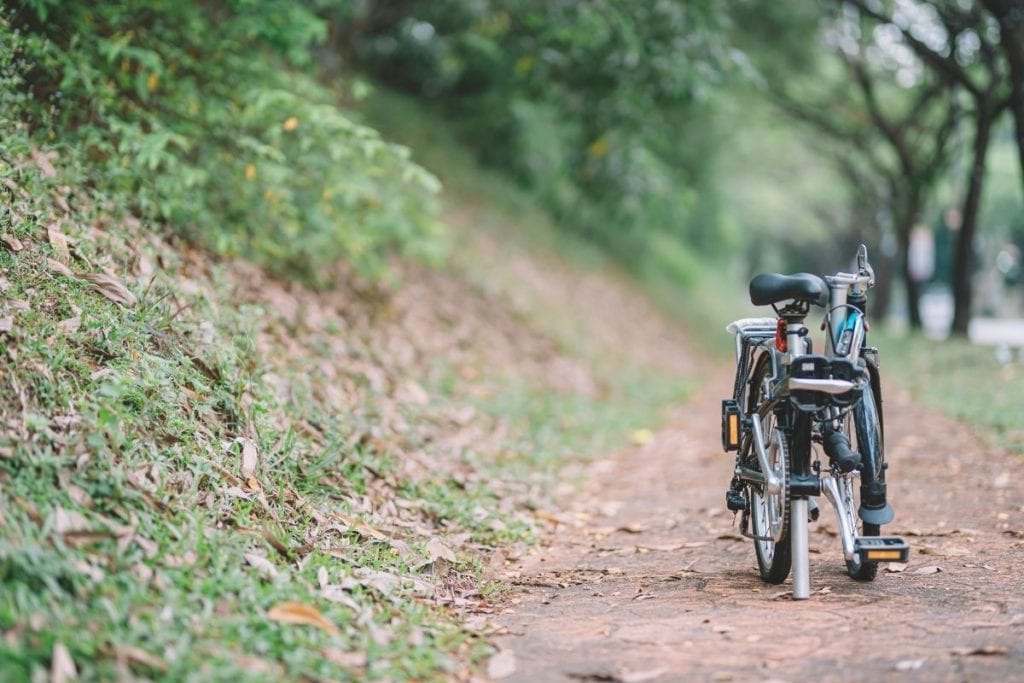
4, 0, 1022, 344
337, 0, 1024, 346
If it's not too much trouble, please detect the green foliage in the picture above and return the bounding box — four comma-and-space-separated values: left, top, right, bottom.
345, 0, 733, 266
5, 1, 442, 282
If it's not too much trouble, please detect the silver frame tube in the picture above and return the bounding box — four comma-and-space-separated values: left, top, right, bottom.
749, 415, 783, 495
791, 498, 810, 600
821, 474, 856, 561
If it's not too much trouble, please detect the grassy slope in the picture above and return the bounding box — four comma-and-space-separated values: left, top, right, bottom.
0, 97, 697, 680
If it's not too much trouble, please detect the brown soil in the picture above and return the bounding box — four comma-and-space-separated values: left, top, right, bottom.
490, 367, 1024, 682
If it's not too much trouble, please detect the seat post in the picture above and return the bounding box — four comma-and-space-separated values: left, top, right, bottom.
778, 301, 811, 357
785, 320, 808, 357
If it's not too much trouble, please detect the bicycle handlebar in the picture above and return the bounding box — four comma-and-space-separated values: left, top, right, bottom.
825, 245, 874, 294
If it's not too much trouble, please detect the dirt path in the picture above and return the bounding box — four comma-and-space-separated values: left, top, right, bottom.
491, 366, 1024, 682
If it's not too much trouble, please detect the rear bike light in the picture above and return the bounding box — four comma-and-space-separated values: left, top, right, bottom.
775, 318, 787, 353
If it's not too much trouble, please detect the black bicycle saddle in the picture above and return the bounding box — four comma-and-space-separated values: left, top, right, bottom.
749, 272, 828, 307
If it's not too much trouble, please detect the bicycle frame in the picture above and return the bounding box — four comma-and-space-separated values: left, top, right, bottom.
723, 246, 906, 599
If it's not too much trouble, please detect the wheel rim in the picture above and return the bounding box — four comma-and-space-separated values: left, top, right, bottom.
751, 409, 787, 557
838, 471, 863, 569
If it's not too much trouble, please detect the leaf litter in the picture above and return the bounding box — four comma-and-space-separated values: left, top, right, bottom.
0, 141, 709, 680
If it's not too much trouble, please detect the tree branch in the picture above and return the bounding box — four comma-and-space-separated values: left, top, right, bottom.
845, 0, 982, 98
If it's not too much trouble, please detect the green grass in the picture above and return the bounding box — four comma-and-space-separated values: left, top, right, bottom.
0, 165, 478, 679
1, 80, 700, 682
875, 330, 1024, 454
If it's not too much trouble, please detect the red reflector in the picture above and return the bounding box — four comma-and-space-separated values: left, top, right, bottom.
775, 318, 787, 353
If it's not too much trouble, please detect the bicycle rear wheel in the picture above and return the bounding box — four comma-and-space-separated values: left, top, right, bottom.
746, 356, 791, 583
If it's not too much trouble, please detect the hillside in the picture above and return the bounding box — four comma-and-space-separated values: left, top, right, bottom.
0, 90, 697, 683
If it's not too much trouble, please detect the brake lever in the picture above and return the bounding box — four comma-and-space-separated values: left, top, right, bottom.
857, 244, 875, 288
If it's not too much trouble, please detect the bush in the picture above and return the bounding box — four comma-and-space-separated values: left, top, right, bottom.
5, 0, 443, 282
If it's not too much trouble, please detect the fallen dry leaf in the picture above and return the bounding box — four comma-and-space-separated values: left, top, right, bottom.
80, 272, 137, 307
636, 543, 687, 552
47, 258, 76, 279
53, 506, 91, 535
57, 305, 82, 334
48, 224, 71, 262
31, 145, 57, 178
267, 601, 339, 636
885, 562, 908, 573
239, 438, 258, 479
113, 645, 168, 672
487, 649, 517, 679
0, 316, 13, 335
2, 234, 25, 252
244, 552, 278, 580
427, 537, 456, 563
66, 483, 92, 508
51, 642, 77, 683
355, 569, 403, 595
912, 565, 943, 575
354, 568, 433, 596
335, 513, 388, 541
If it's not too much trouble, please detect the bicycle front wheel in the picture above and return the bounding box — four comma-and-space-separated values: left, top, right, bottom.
843, 374, 883, 580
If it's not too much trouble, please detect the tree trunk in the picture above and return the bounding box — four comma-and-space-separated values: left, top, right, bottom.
894, 187, 923, 330
983, 0, 1024, 199
951, 106, 997, 335
871, 249, 895, 322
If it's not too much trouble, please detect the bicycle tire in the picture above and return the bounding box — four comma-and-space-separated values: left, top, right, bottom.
746, 354, 792, 584
843, 368, 884, 581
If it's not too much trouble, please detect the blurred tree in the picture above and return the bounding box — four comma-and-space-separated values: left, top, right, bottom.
335, 0, 735, 266
7, 0, 442, 281
981, 0, 1024, 198
733, 0, 959, 328
848, 0, 1011, 335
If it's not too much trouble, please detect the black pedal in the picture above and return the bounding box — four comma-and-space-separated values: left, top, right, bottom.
726, 489, 746, 512
808, 499, 820, 522
854, 536, 910, 563
721, 399, 741, 452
